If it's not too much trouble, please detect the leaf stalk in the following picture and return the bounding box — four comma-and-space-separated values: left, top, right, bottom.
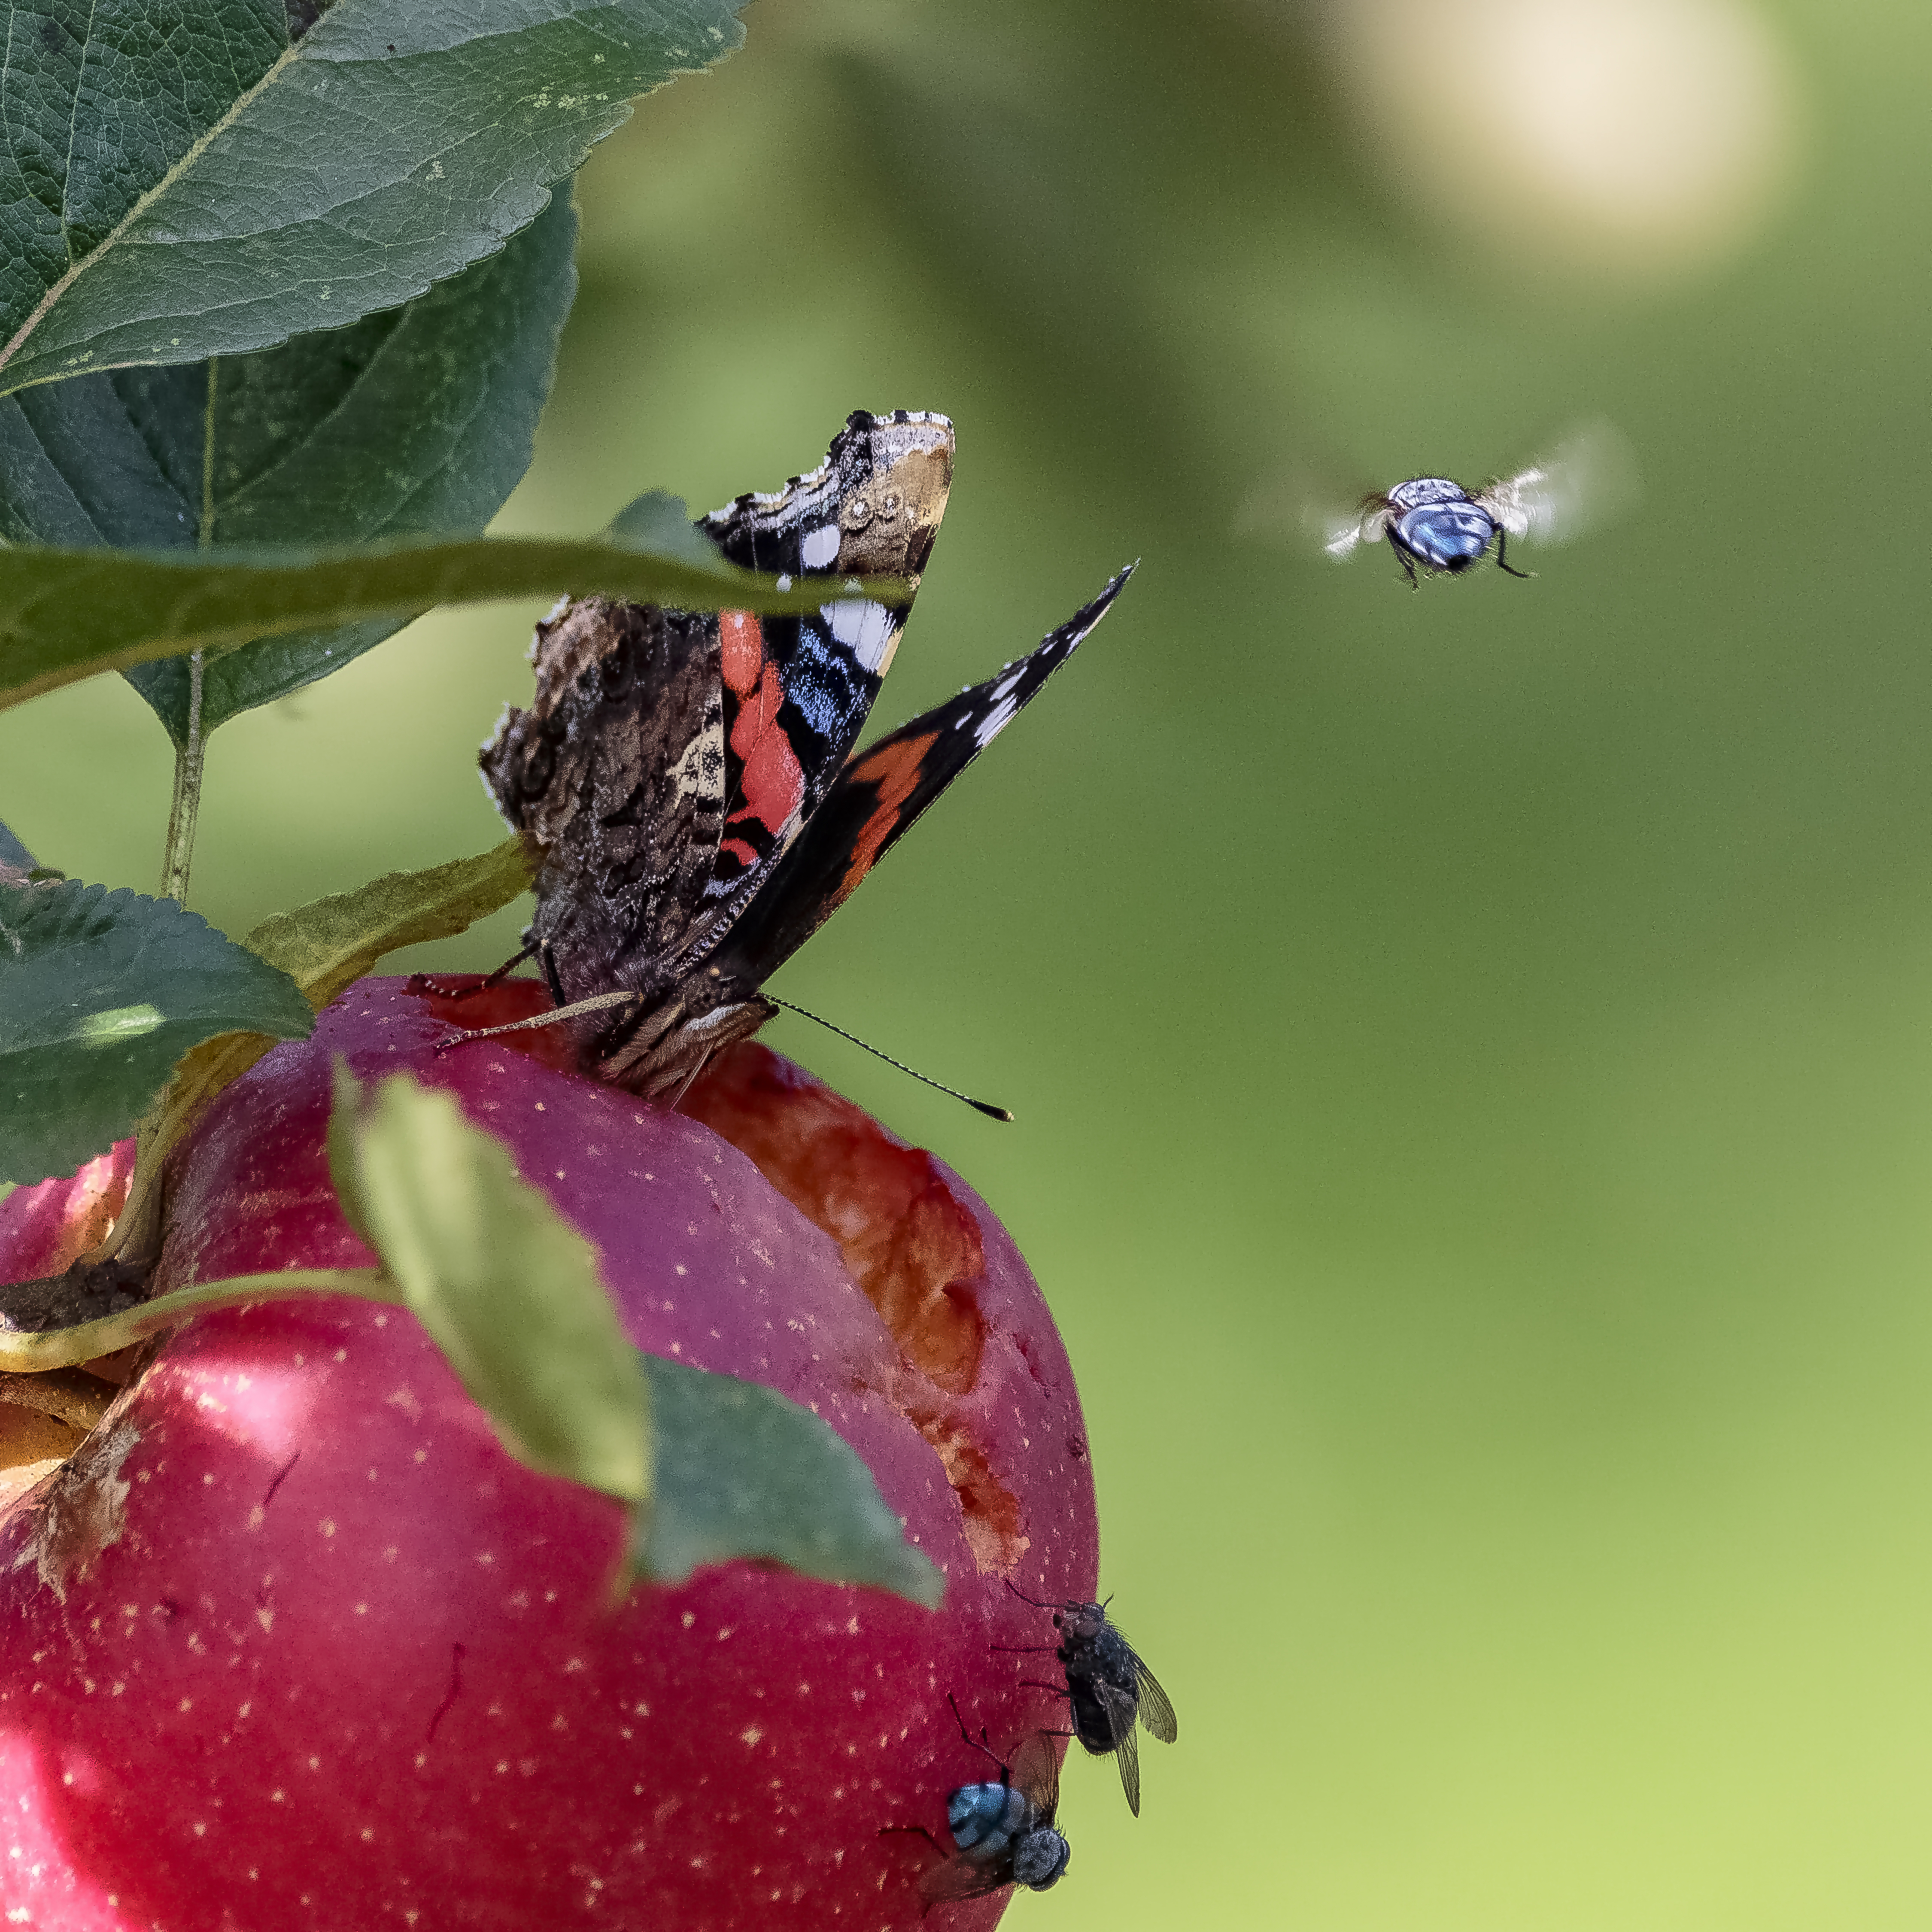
160, 651, 206, 904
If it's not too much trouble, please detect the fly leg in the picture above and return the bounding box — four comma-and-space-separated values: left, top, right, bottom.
1387, 530, 1420, 590
878, 1825, 945, 1854
1494, 528, 1533, 579
946, 1692, 1010, 1782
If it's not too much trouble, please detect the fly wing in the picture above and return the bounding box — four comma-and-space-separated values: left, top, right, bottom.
1133, 1652, 1179, 1744
1096, 1680, 1143, 1817
1308, 493, 1391, 561
918, 1853, 1012, 1907
1009, 1730, 1063, 1823
1473, 420, 1639, 545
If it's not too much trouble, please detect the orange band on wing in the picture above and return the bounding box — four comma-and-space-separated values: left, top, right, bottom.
836, 732, 937, 902
732, 724, 806, 843
720, 611, 764, 694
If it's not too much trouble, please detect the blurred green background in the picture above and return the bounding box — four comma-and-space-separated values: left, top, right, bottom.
7, 0, 1932, 1921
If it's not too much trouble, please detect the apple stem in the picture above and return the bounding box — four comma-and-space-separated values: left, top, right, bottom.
0, 1267, 395, 1375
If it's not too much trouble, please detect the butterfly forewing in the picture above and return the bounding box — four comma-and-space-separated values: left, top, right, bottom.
692, 411, 954, 934
713, 566, 1133, 987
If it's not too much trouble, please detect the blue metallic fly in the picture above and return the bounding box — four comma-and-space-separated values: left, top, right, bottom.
884, 1694, 1071, 1909
1318, 421, 1637, 589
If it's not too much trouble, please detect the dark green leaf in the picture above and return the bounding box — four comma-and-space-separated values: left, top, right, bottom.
0, 0, 744, 399
605, 491, 731, 571
0, 819, 37, 876
0, 534, 908, 711
326, 1063, 652, 1506
121, 194, 577, 742
101, 840, 538, 1272
636, 1355, 945, 1609
0, 193, 576, 741
0, 881, 313, 1185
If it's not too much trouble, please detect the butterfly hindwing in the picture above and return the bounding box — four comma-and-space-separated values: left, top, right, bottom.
480, 598, 725, 1009
714, 566, 1134, 987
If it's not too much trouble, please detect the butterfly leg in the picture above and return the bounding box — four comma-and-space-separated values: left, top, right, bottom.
407, 935, 540, 1002
430, 989, 641, 1057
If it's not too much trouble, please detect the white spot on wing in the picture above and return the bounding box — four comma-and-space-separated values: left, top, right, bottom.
800, 524, 840, 569
822, 600, 896, 673
974, 696, 1020, 747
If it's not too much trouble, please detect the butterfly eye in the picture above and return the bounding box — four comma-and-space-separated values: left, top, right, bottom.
844, 495, 872, 529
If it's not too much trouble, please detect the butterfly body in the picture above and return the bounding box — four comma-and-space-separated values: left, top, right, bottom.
480, 410, 1129, 1101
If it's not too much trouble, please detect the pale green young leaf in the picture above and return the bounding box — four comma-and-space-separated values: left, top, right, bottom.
0, 531, 905, 711
326, 1064, 652, 1507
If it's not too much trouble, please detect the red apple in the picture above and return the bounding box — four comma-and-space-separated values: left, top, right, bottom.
0, 977, 1098, 1929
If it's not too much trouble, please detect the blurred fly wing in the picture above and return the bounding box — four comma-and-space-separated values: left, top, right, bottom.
1474, 420, 1639, 546
1311, 492, 1391, 562
1234, 461, 1385, 561
1096, 1680, 1143, 1817
918, 1853, 1012, 1907
1133, 1651, 1179, 1744
1009, 1730, 1063, 1821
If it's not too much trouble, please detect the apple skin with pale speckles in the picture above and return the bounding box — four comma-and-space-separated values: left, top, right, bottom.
0, 978, 1099, 1930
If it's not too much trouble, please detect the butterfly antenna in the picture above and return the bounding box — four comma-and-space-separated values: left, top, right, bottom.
768, 998, 1014, 1122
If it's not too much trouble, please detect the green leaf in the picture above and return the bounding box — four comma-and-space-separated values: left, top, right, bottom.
0, 881, 313, 1186
0, 818, 38, 878
0, 530, 904, 711
245, 839, 535, 1010
122, 193, 577, 742
637, 1355, 946, 1609
0, 191, 577, 741
88, 839, 537, 1273
0, 0, 744, 400
605, 490, 734, 571
326, 1063, 652, 1506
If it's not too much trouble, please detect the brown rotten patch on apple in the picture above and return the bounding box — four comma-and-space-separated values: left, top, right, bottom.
418, 977, 1029, 1573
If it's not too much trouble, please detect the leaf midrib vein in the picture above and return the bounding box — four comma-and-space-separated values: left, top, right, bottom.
1, 32, 304, 386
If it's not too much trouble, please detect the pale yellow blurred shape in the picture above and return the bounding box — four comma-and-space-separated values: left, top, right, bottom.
1328, 0, 1804, 279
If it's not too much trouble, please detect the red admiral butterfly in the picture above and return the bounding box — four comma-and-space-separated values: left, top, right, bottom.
480, 409, 1130, 1103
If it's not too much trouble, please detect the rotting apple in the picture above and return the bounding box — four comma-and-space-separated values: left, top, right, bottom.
0, 976, 1099, 1930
